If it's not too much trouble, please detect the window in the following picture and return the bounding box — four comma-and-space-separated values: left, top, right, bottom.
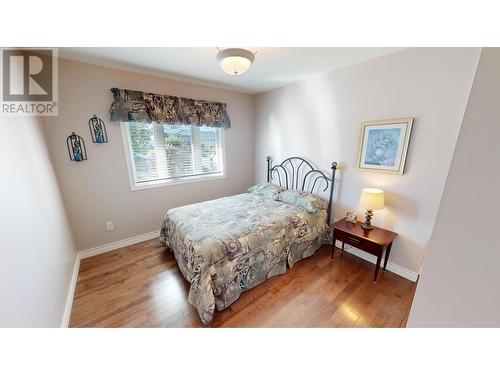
122, 122, 224, 189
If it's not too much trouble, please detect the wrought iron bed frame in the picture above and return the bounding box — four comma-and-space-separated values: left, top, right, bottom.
266, 156, 338, 224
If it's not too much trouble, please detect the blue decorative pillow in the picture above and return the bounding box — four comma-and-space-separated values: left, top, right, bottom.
247, 183, 284, 200
279, 190, 328, 213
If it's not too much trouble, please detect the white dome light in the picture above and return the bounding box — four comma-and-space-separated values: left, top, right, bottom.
216, 48, 255, 76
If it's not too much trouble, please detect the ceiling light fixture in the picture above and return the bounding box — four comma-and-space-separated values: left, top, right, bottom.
216, 48, 255, 76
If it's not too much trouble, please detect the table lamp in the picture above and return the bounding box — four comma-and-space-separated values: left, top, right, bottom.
359, 188, 384, 230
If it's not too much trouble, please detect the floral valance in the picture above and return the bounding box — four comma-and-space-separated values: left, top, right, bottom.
109, 88, 231, 128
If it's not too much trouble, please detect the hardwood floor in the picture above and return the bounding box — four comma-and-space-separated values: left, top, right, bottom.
69, 239, 416, 328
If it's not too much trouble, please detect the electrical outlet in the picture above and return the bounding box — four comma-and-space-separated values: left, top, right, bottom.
106, 221, 114, 231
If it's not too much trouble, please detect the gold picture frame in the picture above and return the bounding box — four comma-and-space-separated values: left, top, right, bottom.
357, 118, 414, 175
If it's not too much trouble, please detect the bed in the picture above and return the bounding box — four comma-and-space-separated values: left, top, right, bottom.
159, 156, 338, 324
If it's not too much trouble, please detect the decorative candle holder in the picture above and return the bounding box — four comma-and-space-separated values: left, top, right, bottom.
88, 114, 108, 144
66, 132, 87, 162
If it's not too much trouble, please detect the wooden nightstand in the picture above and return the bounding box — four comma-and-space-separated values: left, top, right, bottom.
331, 218, 397, 282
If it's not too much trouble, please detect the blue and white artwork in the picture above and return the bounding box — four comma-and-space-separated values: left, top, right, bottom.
364, 127, 402, 166
358, 119, 413, 174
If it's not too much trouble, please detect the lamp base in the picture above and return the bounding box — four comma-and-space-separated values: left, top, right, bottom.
362, 209, 374, 231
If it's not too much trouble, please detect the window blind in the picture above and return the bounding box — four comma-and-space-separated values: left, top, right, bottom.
125, 122, 223, 184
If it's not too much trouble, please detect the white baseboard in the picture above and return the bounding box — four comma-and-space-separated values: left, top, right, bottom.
335, 240, 419, 282
79, 230, 160, 259
61, 254, 80, 328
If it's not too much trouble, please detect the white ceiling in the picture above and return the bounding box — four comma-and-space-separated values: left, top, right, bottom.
59, 47, 404, 94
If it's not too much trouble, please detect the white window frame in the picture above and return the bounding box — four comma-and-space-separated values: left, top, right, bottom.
120, 122, 226, 191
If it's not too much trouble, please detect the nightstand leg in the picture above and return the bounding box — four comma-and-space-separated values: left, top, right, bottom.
374, 254, 382, 282
383, 243, 393, 271
341, 241, 344, 256
331, 234, 336, 259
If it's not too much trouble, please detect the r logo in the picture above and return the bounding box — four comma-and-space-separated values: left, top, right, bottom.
1, 48, 58, 116
2, 49, 53, 101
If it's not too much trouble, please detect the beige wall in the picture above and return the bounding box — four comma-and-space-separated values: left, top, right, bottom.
408, 48, 500, 327
254, 48, 481, 273
43, 59, 255, 251
0, 116, 77, 327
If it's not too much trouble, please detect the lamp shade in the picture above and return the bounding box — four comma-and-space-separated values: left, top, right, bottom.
360, 188, 385, 210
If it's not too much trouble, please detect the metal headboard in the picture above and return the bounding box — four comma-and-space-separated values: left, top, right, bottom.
266, 156, 338, 224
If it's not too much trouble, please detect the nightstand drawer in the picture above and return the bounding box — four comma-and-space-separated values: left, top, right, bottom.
334, 229, 381, 256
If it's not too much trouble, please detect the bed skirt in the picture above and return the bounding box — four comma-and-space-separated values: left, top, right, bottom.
160, 230, 327, 324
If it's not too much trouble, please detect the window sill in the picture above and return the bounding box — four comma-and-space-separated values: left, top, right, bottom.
130, 173, 225, 191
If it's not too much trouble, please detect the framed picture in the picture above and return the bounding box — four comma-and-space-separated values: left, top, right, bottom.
357, 118, 414, 174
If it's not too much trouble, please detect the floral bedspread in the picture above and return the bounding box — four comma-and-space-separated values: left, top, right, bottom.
159, 192, 330, 324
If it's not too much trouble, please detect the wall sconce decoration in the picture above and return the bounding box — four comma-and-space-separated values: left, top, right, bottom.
88, 114, 108, 143
66, 132, 87, 162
